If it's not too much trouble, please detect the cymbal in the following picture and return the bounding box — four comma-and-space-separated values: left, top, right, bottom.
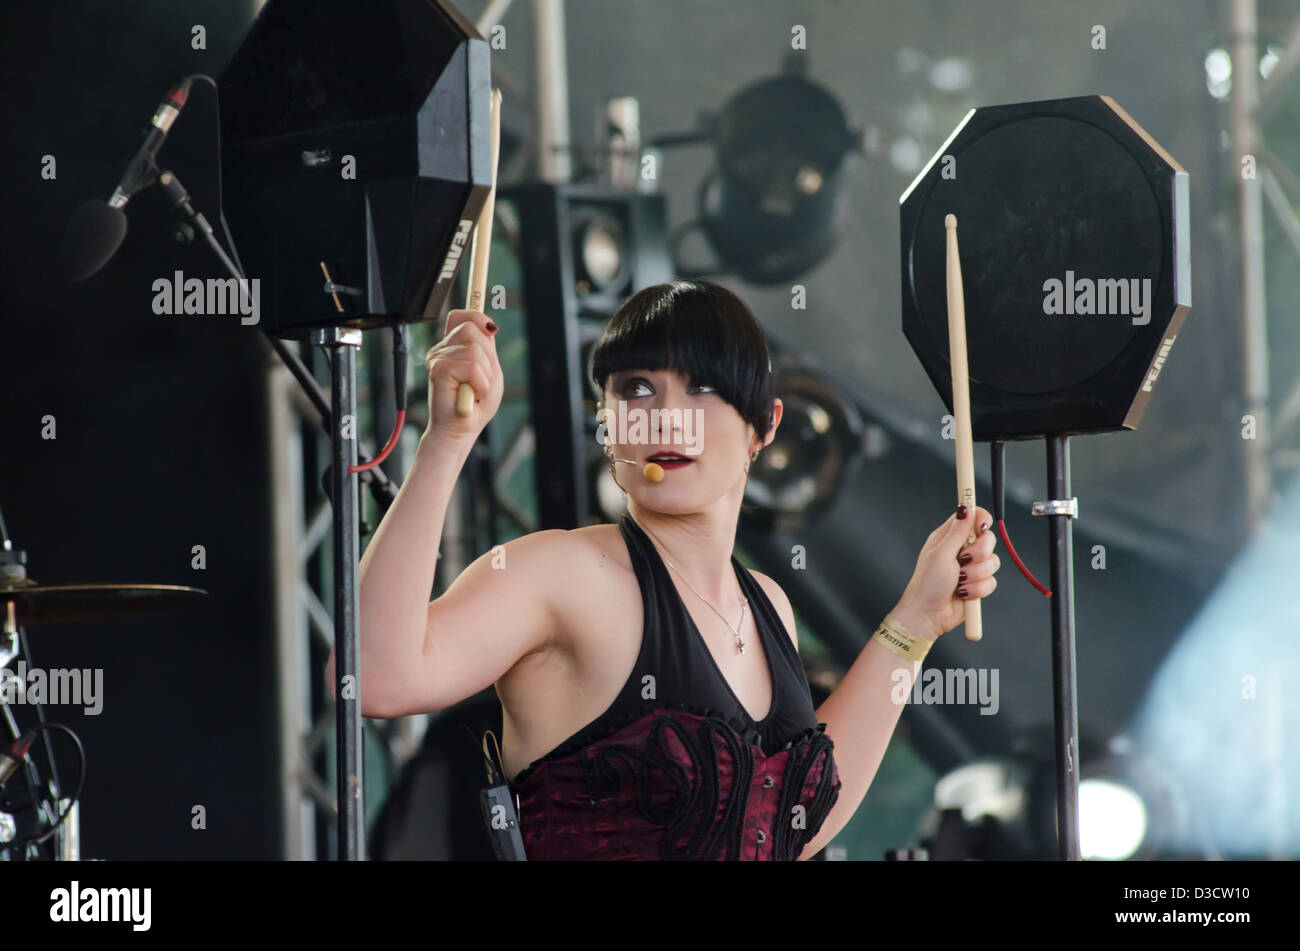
0, 582, 209, 627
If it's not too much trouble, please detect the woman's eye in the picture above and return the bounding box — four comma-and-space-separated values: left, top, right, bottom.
621, 378, 712, 397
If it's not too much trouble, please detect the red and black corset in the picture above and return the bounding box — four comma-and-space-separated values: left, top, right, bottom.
510, 702, 841, 861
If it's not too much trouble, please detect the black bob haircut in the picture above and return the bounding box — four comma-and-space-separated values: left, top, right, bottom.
589, 280, 775, 440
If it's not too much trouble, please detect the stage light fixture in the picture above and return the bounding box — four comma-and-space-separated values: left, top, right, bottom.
924, 730, 1185, 860
1079, 777, 1148, 860
655, 55, 861, 286
743, 358, 864, 534
573, 211, 627, 295
699, 68, 859, 284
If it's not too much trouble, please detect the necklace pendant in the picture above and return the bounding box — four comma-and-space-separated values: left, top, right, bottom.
736, 635, 746, 654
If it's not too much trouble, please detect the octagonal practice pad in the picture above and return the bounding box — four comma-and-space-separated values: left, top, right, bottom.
900, 95, 1190, 440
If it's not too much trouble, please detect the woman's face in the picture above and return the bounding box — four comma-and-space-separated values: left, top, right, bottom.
601, 367, 780, 514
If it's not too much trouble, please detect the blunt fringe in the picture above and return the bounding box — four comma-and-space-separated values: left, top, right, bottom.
589, 280, 774, 440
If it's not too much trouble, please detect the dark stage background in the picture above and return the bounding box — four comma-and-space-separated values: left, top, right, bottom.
0, 1, 282, 859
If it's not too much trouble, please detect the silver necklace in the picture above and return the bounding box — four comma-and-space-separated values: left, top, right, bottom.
638, 521, 749, 654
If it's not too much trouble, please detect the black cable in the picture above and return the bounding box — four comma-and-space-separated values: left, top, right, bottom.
184, 74, 250, 283
991, 440, 1006, 523
3, 721, 87, 853
0, 509, 66, 804
0, 701, 49, 854
990, 438, 1052, 597
179, 74, 248, 278
393, 324, 410, 414
18, 626, 65, 810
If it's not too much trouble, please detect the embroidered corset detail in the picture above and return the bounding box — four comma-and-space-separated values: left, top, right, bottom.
512, 705, 841, 861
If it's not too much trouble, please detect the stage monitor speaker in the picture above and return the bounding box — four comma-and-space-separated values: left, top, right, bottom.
500, 183, 673, 529
900, 95, 1190, 440
219, 0, 492, 338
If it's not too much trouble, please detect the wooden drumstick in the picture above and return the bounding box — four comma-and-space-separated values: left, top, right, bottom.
456, 87, 503, 417
945, 214, 982, 643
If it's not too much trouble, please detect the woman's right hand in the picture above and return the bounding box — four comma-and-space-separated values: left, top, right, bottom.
424, 309, 504, 449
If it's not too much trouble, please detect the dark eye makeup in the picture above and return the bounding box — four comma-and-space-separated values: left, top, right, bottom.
617, 375, 715, 397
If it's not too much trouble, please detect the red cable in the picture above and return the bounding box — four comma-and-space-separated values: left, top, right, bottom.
997, 518, 1052, 597
350, 410, 406, 473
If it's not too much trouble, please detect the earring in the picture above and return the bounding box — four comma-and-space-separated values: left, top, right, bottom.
606, 444, 627, 493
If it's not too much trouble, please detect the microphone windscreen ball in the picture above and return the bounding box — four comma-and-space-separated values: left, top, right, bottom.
59, 199, 128, 282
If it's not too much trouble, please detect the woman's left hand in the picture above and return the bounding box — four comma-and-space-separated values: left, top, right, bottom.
892, 505, 1000, 642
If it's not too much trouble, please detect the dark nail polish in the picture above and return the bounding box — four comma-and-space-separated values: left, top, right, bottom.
956, 587, 969, 598
956, 504, 968, 520
958, 552, 973, 566
485, 320, 499, 333
979, 522, 990, 535
958, 570, 967, 583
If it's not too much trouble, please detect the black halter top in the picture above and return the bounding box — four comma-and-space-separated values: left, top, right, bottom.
505, 513, 841, 860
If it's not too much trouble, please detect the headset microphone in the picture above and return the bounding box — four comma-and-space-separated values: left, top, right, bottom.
609, 457, 666, 483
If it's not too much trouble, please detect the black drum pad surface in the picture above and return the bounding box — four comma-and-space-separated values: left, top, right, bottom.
900, 95, 1190, 439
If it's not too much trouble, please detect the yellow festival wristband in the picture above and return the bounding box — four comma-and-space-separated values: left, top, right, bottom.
872, 613, 933, 663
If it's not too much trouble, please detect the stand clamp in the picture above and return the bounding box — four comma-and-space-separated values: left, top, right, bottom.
1031, 498, 1079, 518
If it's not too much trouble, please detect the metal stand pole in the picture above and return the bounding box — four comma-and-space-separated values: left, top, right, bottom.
1036, 434, 1081, 859
160, 166, 392, 860
313, 327, 365, 861
1231, 0, 1271, 530
532, 0, 571, 183
55, 799, 79, 861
